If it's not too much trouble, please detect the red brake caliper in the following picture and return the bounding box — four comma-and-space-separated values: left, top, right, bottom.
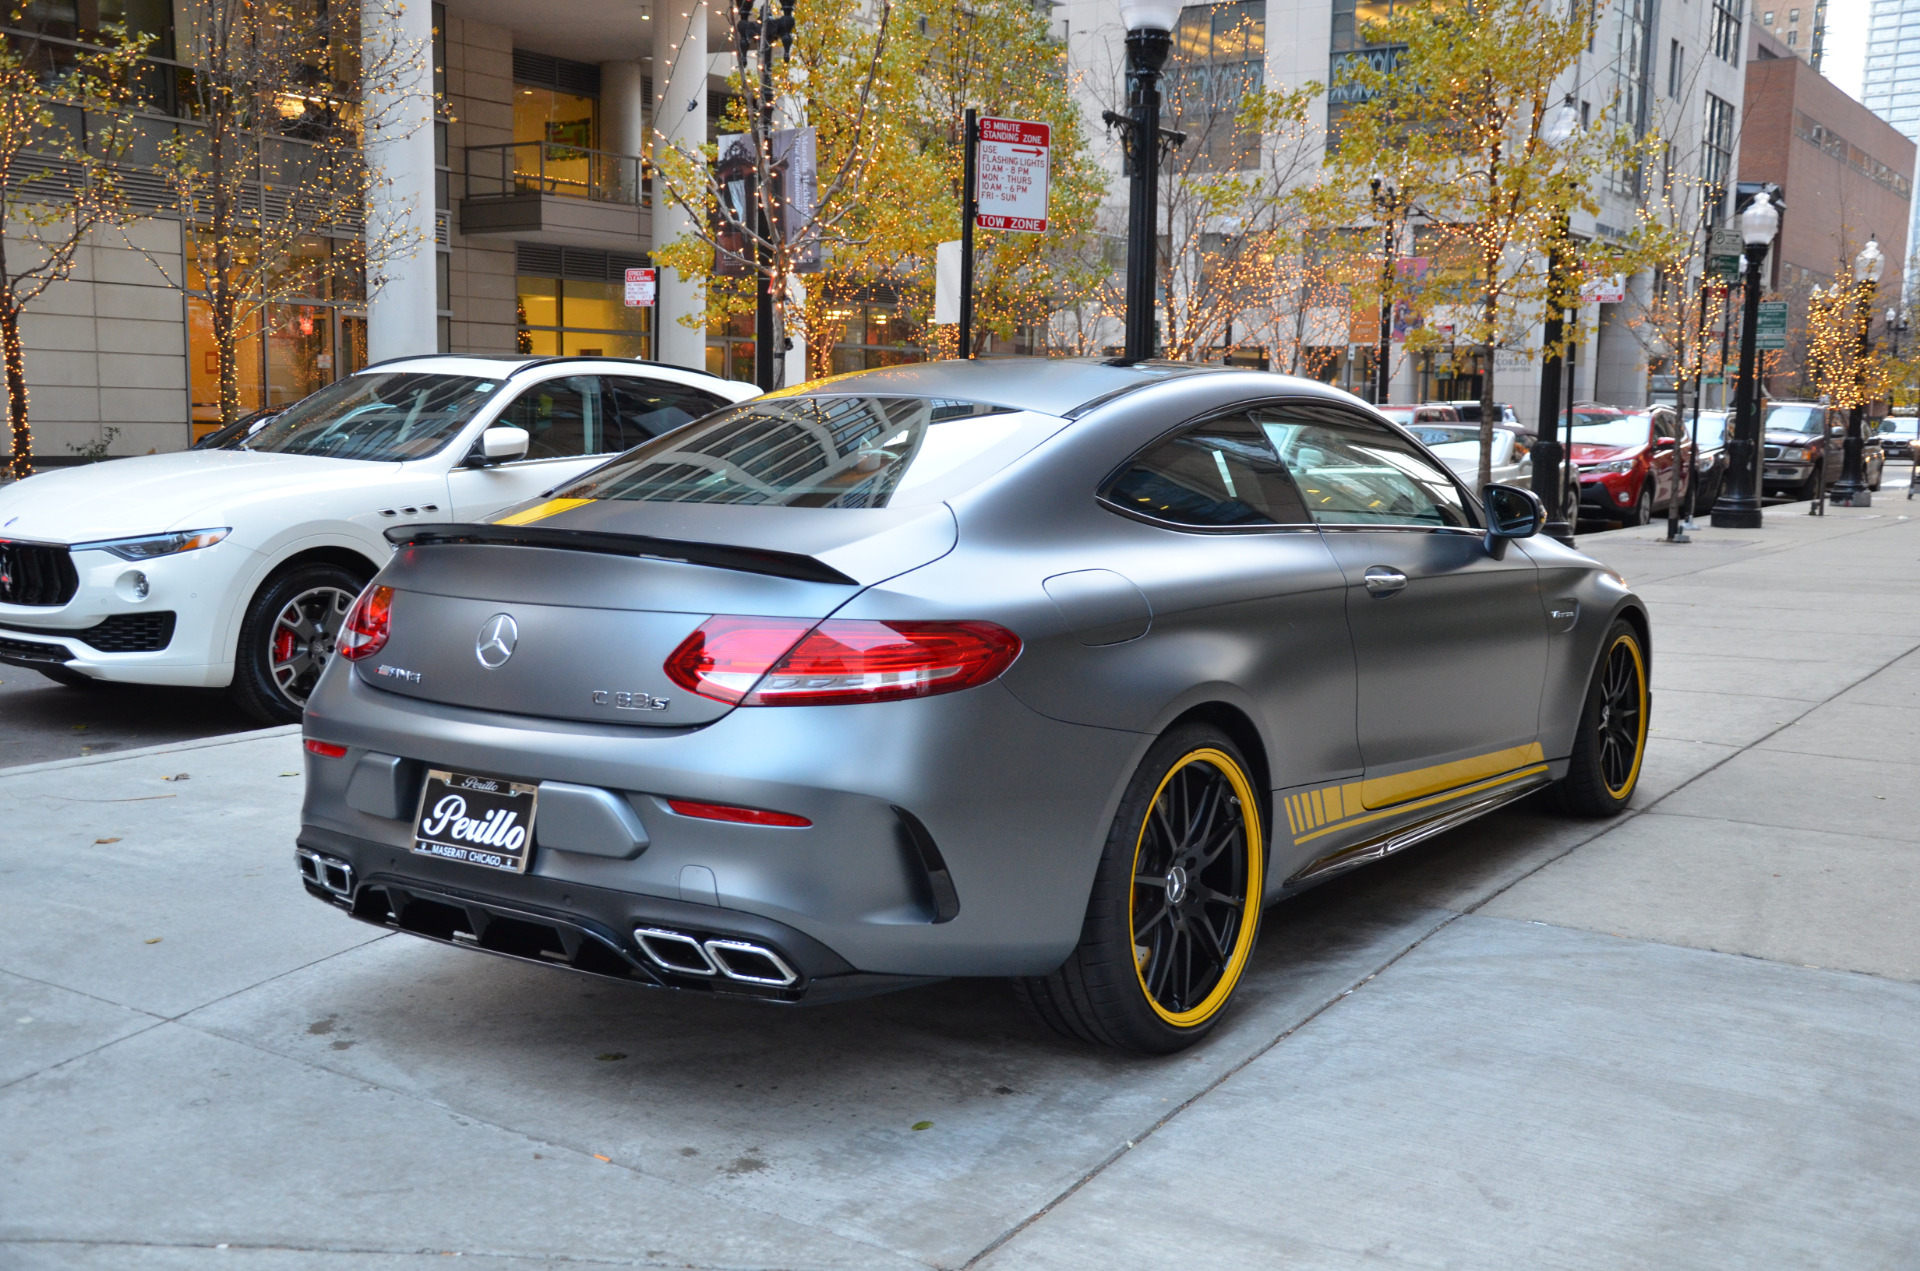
272, 629, 296, 664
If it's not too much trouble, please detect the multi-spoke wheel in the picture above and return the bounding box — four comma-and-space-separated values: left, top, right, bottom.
1017, 724, 1264, 1053
1555, 618, 1649, 817
230, 563, 371, 725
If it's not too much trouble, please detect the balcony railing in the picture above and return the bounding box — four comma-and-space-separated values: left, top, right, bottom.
464, 142, 648, 206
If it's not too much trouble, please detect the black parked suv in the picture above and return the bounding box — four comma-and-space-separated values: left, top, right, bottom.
1759, 401, 1884, 499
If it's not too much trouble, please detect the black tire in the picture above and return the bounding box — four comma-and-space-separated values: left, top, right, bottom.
1015, 724, 1265, 1054
229, 562, 369, 726
34, 664, 98, 688
1629, 483, 1653, 526
1554, 618, 1650, 818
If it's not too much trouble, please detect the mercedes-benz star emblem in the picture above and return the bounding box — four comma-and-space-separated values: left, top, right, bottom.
475, 613, 519, 668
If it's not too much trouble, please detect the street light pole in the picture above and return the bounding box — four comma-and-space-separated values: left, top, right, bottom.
1831, 237, 1884, 507
1712, 192, 1780, 529
1531, 97, 1581, 545
734, 0, 796, 393
1118, 0, 1178, 362
1370, 175, 1395, 406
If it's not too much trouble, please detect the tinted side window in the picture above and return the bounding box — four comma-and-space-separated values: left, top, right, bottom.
604, 377, 729, 450
1102, 413, 1310, 527
498, 376, 605, 459
1258, 405, 1474, 529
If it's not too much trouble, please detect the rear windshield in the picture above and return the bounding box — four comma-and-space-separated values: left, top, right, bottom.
555, 394, 1057, 508
241, 373, 500, 461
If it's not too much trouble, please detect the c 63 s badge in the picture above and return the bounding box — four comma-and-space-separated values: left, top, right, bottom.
593, 690, 670, 711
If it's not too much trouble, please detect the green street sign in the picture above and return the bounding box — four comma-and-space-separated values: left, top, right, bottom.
1755, 300, 1789, 350
1710, 254, 1742, 279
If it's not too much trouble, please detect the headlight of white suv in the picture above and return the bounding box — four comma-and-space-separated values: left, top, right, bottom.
75, 528, 230, 561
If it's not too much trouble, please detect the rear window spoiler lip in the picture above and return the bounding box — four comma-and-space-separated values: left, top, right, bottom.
383, 523, 859, 586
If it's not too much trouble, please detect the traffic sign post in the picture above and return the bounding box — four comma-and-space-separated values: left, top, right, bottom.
955, 114, 1052, 359
974, 116, 1050, 232
623, 268, 656, 308
1755, 300, 1789, 350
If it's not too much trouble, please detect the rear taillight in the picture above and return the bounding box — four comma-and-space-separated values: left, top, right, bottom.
338, 584, 393, 662
304, 739, 348, 758
666, 798, 811, 827
664, 616, 1021, 707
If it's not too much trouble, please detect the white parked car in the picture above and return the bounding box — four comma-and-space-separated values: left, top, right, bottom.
0, 355, 756, 723
1406, 423, 1533, 489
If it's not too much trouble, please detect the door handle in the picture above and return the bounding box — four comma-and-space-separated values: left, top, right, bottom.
1363, 567, 1408, 597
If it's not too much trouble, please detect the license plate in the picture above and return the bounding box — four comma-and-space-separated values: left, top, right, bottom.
412, 770, 538, 874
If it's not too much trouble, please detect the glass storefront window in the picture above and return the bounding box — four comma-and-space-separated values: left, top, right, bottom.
516, 275, 650, 359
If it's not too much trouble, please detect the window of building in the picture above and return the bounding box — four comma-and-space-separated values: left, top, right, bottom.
824, 302, 926, 376
514, 243, 651, 358
1712, 0, 1742, 62
1787, 28, 1798, 43
511, 51, 602, 199
1669, 39, 1684, 95
1168, 1, 1266, 172
187, 235, 368, 436
1702, 92, 1736, 220
1763, 10, 1774, 23
1789, 7, 1800, 20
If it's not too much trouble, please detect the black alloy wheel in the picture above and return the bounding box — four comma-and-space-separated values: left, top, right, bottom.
1555, 617, 1649, 817
230, 562, 370, 725
1016, 723, 1264, 1053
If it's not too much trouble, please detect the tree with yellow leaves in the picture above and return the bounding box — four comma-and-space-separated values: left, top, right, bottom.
1319, 0, 1665, 486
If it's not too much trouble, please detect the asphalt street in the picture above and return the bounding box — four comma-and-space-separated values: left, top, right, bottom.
4, 494, 1920, 1268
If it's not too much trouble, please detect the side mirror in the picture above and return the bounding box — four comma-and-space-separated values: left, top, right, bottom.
467, 425, 529, 467
1653, 435, 1678, 449
1483, 483, 1545, 559
1829, 424, 1846, 438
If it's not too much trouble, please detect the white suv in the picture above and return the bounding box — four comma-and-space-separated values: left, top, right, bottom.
0, 355, 757, 722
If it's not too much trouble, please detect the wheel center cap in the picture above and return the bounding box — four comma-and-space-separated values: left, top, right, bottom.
1166, 865, 1189, 905
1600, 705, 1612, 728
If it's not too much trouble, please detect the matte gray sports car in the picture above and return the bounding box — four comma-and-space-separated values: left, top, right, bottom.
297, 359, 1651, 1053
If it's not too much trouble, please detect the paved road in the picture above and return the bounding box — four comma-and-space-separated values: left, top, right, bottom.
4, 507, 1920, 1268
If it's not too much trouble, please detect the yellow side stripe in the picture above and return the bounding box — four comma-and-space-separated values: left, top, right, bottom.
1358, 742, 1545, 809
495, 497, 595, 526
1292, 764, 1551, 846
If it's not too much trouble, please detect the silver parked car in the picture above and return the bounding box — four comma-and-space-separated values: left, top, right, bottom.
297, 360, 1652, 1053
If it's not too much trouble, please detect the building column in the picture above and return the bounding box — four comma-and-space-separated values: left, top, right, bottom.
362, 0, 438, 363
601, 61, 646, 203
652, 0, 708, 370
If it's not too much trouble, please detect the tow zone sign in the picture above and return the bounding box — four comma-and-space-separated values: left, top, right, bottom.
975, 117, 1051, 233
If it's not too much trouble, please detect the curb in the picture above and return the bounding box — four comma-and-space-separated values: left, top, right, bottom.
0, 724, 300, 779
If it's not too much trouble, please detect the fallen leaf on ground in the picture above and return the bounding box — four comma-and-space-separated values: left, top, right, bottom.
95, 837, 121, 844
596, 1052, 627, 1061
279, 771, 299, 777
162, 773, 189, 781
70, 724, 88, 731
144, 937, 162, 944
593, 1153, 611, 1162
911, 1121, 933, 1131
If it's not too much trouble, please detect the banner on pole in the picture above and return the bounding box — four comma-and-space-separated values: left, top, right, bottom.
934, 241, 961, 324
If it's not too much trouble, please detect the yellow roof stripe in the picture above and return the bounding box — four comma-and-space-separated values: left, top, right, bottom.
495, 497, 595, 526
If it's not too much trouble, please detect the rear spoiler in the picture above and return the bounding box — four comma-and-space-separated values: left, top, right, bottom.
384, 523, 858, 586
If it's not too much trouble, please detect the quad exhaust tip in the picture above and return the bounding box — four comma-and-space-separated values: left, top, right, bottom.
633, 926, 799, 987
297, 848, 355, 899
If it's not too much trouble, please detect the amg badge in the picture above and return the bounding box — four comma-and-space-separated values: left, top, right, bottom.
592, 690, 670, 711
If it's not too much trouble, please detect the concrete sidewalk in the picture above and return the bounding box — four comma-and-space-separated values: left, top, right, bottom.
4, 510, 1919, 1269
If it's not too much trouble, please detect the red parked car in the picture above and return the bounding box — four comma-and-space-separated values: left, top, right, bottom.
1570, 405, 1690, 526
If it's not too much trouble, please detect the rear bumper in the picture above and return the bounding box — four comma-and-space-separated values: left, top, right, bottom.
299, 659, 1148, 982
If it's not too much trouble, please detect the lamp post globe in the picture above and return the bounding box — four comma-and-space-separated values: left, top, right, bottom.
1712, 192, 1780, 528
1833, 237, 1885, 506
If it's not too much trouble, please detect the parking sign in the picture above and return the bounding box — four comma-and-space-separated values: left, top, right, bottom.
624, 267, 656, 307
975, 117, 1050, 233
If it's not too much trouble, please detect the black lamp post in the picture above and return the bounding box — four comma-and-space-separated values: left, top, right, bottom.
1712, 192, 1781, 529
1532, 96, 1581, 545
1831, 237, 1884, 507
1368, 174, 1399, 406
1117, 0, 1179, 362
734, 0, 796, 392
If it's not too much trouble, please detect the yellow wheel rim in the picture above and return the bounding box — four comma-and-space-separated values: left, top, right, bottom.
1127, 747, 1263, 1028
1599, 633, 1649, 800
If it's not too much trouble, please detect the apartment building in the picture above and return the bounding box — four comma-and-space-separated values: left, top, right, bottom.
1753, 0, 1827, 66
1862, 0, 1920, 273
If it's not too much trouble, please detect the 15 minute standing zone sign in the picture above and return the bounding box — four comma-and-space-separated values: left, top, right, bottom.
975, 117, 1051, 233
